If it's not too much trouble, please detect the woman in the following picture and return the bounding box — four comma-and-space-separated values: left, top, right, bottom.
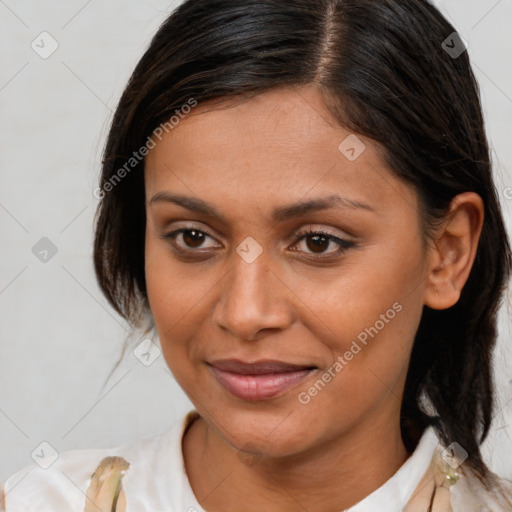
3, 0, 512, 510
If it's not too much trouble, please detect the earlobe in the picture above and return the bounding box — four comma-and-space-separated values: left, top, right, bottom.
423, 192, 484, 310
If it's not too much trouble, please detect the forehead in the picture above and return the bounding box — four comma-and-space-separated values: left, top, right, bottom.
144, 86, 417, 220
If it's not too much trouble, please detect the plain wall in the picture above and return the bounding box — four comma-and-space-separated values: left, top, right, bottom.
1, 0, 511, 483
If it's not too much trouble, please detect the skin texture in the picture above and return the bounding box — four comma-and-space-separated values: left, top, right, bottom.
144, 86, 484, 512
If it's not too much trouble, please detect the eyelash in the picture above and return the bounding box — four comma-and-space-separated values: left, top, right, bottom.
160, 225, 355, 260
293, 227, 355, 255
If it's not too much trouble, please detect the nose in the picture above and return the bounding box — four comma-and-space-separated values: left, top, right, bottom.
211, 249, 294, 341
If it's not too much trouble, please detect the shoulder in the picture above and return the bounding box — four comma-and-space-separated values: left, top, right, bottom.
450, 461, 512, 512
406, 443, 512, 512
2, 445, 117, 512
2, 411, 198, 512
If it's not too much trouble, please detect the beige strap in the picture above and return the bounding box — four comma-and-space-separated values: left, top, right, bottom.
84, 456, 130, 512
403, 446, 456, 512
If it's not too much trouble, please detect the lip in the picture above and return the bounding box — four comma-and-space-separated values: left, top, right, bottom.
208, 359, 317, 401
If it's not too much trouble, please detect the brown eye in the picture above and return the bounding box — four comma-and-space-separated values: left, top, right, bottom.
160, 227, 219, 254
182, 230, 207, 248
292, 229, 355, 258
305, 234, 331, 253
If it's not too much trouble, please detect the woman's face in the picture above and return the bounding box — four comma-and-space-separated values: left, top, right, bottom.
144, 86, 432, 458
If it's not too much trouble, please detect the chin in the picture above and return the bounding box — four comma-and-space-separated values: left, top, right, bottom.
206, 404, 318, 458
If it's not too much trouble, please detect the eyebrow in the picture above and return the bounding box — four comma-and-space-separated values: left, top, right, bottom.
149, 192, 375, 223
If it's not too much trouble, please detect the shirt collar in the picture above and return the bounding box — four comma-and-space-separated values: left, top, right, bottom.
345, 427, 439, 512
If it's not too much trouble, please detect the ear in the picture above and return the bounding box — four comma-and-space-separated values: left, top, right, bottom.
424, 192, 484, 310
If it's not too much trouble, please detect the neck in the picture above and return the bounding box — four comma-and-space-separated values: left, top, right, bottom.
183, 409, 409, 512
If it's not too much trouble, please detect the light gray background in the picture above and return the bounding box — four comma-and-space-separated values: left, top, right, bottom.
1, 0, 511, 484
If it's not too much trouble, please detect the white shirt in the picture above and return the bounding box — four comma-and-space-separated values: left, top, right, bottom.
2, 410, 439, 512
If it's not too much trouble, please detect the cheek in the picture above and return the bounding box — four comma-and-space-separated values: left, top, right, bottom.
144, 236, 218, 379
145, 231, 209, 323
296, 239, 426, 402
294, 293, 421, 445
300, 239, 424, 348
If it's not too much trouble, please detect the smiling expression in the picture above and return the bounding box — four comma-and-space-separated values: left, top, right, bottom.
143, 85, 432, 458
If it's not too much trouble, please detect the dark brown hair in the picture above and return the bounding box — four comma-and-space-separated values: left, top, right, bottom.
93, 0, 511, 484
